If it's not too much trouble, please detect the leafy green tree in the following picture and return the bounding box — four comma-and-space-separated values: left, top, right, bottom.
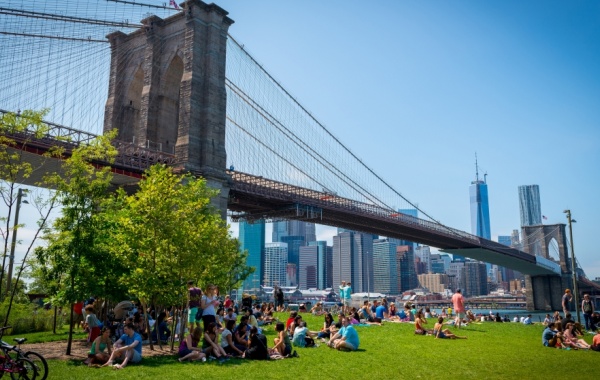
35, 131, 118, 354
102, 165, 251, 347
0, 110, 60, 323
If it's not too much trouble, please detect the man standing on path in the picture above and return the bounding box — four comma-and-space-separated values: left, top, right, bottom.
451, 289, 465, 329
562, 289, 573, 315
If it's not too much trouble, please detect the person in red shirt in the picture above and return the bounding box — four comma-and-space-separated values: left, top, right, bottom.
451, 289, 466, 329
223, 295, 233, 310
73, 301, 84, 329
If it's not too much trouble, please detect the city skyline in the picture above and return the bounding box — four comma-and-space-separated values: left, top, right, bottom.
219, 0, 600, 279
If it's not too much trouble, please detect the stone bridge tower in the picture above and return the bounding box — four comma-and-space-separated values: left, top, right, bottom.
103, 0, 233, 216
522, 223, 571, 310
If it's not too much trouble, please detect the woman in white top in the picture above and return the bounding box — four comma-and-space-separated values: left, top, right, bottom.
201, 285, 220, 330
221, 319, 245, 356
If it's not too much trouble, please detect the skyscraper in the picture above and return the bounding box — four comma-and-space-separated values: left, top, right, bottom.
264, 242, 287, 287
518, 185, 542, 226
299, 245, 318, 289
308, 241, 331, 289
373, 238, 398, 294
470, 176, 491, 239
332, 230, 374, 293
239, 221, 265, 291
272, 220, 316, 243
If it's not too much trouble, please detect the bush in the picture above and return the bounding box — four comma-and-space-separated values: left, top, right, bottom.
0, 300, 67, 335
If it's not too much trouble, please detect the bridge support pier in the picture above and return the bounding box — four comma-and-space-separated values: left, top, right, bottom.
525, 274, 568, 311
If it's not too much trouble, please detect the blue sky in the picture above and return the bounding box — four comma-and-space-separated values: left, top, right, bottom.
216, 0, 600, 279
7, 1, 599, 281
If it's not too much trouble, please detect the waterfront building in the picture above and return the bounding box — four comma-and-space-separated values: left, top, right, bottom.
239, 220, 265, 292
263, 242, 287, 287
518, 185, 542, 226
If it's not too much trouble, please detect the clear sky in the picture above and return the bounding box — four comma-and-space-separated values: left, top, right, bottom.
6, 0, 600, 281
216, 0, 600, 279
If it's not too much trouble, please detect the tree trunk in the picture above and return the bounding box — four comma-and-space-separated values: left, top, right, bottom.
53, 306, 58, 334
141, 300, 154, 351
169, 306, 177, 351
66, 303, 74, 355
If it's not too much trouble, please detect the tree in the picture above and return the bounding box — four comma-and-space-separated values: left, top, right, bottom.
35, 130, 118, 354
0, 110, 60, 323
102, 165, 252, 347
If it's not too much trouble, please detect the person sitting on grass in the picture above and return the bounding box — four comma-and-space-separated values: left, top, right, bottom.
151, 311, 171, 344
221, 319, 245, 357
327, 316, 359, 351
273, 322, 292, 357
244, 326, 270, 360
203, 322, 228, 363
102, 323, 142, 369
285, 311, 298, 332
414, 309, 432, 335
542, 322, 564, 348
233, 322, 249, 349
292, 321, 316, 347
317, 313, 334, 341
178, 326, 207, 362
310, 302, 324, 316
433, 317, 467, 339
564, 322, 591, 349
591, 330, 600, 352
85, 326, 112, 366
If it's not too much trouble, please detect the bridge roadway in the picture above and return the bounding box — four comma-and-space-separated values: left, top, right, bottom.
2, 118, 559, 276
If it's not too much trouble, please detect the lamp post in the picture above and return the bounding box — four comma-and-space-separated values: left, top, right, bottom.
7, 188, 28, 296
563, 209, 580, 323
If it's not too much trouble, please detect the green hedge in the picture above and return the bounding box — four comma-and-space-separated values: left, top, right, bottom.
0, 300, 67, 335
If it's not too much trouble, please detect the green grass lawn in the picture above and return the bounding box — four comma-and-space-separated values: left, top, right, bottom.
36, 313, 597, 379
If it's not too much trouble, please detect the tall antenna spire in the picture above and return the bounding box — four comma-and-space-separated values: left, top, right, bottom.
475, 152, 479, 182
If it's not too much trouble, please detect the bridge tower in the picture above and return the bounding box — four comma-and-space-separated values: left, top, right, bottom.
521, 223, 571, 310
103, 0, 233, 216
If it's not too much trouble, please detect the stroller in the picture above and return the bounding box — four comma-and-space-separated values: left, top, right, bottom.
107, 301, 134, 341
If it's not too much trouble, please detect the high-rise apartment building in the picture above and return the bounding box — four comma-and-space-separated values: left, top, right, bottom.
518, 185, 542, 226
373, 239, 398, 294
239, 221, 265, 291
463, 261, 488, 297
263, 242, 287, 287
415, 245, 432, 273
308, 241, 331, 289
299, 245, 318, 289
396, 245, 417, 292
332, 231, 374, 293
418, 273, 449, 293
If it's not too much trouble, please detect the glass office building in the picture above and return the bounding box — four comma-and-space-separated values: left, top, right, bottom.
518, 185, 542, 226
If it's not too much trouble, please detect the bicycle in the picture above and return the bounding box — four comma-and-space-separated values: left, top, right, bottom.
0, 327, 44, 380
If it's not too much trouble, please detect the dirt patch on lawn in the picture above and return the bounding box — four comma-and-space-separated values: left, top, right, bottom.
24, 339, 176, 361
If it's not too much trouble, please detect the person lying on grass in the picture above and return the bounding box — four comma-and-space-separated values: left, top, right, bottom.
433, 317, 467, 339
102, 323, 142, 369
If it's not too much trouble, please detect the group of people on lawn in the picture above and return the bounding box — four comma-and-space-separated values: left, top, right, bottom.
541, 289, 599, 351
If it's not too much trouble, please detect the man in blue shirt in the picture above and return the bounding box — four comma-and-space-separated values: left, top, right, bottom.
542, 322, 563, 347
102, 323, 142, 369
375, 299, 389, 323
328, 316, 359, 351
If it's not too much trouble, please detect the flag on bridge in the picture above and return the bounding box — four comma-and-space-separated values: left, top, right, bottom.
170, 0, 180, 9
